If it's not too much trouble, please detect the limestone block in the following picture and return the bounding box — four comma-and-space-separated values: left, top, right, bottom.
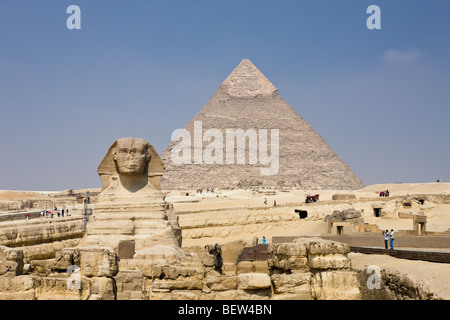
267, 254, 308, 272
222, 262, 237, 274
151, 265, 200, 280
89, 277, 116, 300
234, 289, 271, 300
208, 290, 240, 300
115, 270, 144, 293
305, 239, 350, 256
0, 246, 24, 276
51, 249, 75, 272
267, 242, 309, 272
203, 244, 223, 269
236, 261, 269, 274
169, 290, 202, 300
237, 273, 271, 290
205, 274, 237, 291
30, 259, 54, 276
270, 292, 313, 300
35, 275, 91, 300
0, 291, 36, 300
311, 271, 361, 300
119, 259, 154, 278
73, 246, 119, 278
270, 272, 311, 296
134, 245, 183, 263
152, 277, 203, 290
149, 288, 171, 300
269, 242, 307, 257
0, 275, 38, 294
308, 254, 351, 270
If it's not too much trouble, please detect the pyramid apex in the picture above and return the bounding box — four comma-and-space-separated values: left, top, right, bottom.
219, 59, 278, 98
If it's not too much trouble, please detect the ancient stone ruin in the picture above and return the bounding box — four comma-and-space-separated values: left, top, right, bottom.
0, 137, 369, 300
161, 59, 364, 190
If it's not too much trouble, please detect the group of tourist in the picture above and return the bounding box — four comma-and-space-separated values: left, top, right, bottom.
42, 207, 68, 219
382, 229, 395, 250
25, 207, 69, 221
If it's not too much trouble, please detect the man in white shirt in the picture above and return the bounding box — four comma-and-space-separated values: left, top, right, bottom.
383, 230, 389, 249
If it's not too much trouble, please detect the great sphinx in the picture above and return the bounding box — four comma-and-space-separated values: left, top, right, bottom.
81, 137, 182, 261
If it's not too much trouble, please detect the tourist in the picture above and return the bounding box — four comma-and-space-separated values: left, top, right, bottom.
40, 211, 44, 219
264, 198, 267, 205
262, 236, 267, 244
383, 230, 389, 249
26, 213, 29, 221
273, 200, 276, 206
390, 229, 395, 250
62, 209, 64, 217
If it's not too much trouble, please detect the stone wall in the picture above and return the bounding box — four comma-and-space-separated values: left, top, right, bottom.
0, 238, 366, 300
0, 217, 83, 247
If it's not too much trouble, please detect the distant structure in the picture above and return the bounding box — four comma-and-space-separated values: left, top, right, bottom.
161, 59, 364, 190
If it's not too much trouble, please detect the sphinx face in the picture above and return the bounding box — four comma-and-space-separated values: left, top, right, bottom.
113, 138, 151, 177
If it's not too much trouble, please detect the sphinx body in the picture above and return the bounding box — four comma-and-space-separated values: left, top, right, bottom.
81, 137, 182, 261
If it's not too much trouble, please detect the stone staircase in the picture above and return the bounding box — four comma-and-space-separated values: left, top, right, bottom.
350, 246, 450, 264
236, 244, 269, 264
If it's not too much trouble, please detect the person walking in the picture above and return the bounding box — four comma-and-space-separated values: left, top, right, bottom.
26, 213, 29, 221
273, 200, 276, 206
264, 198, 267, 205
390, 229, 395, 250
262, 236, 267, 244
383, 230, 389, 249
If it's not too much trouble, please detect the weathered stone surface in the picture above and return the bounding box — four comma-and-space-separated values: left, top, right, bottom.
152, 277, 203, 291
271, 272, 311, 295
268, 242, 309, 273
237, 273, 271, 290
35, 275, 90, 300
308, 254, 351, 270
325, 209, 362, 222
89, 277, 116, 300
311, 271, 361, 300
236, 261, 269, 274
115, 270, 144, 294
205, 274, 237, 291
203, 244, 223, 269
0, 246, 24, 276
72, 246, 119, 278
134, 245, 184, 263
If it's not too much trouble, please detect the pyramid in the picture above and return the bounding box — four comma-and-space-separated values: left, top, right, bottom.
160, 59, 364, 190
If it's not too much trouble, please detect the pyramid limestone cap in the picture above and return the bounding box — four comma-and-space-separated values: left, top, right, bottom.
219, 59, 278, 98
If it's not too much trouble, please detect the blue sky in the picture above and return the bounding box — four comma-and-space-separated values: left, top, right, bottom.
1, 0, 449, 190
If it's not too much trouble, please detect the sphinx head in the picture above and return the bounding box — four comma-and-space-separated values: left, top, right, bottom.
98, 137, 164, 192
112, 137, 152, 177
